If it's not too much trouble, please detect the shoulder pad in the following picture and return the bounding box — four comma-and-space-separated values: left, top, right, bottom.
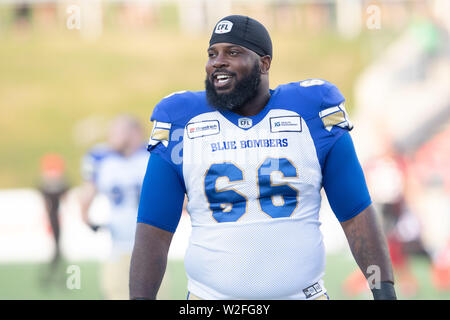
298, 79, 352, 131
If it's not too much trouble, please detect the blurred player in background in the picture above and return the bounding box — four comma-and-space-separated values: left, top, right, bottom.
38, 153, 70, 287
78, 114, 148, 300
14, 1, 31, 30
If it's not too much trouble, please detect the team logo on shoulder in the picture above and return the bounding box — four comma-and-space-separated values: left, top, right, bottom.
148, 121, 171, 147
319, 102, 353, 131
270, 116, 302, 133
300, 79, 324, 87
186, 120, 220, 139
238, 117, 252, 129
215, 20, 233, 34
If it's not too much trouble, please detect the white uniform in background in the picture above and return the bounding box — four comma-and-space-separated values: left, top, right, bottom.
82, 144, 148, 299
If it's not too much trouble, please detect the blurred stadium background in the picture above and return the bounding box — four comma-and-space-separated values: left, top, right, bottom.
0, 0, 449, 300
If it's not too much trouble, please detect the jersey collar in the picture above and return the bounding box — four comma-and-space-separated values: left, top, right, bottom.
216, 88, 278, 130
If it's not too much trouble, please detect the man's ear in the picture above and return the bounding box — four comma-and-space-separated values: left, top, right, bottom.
259, 55, 271, 74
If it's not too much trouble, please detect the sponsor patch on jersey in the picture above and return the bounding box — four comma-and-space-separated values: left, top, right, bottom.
238, 117, 252, 129
186, 120, 220, 139
214, 20, 233, 34
270, 116, 302, 133
303, 282, 323, 299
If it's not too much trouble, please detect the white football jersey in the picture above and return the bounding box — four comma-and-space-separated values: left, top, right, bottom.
82, 145, 149, 254
148, 80, 353, 299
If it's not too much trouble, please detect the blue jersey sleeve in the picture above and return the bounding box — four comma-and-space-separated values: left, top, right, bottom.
322, 132, 372, 222
137, 153, 186, 233
146, 90, 211, 186
80, 144, 111, 185
147, 95, 183, 172
296, 80, 354, 170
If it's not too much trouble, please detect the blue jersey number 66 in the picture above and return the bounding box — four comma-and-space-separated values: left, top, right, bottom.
204, 158, 299, 223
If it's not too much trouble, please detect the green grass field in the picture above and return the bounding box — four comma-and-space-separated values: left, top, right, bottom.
0, 255, 447, 300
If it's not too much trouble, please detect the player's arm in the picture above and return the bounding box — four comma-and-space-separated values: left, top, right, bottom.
340, 205, 396, 299
323, 132, 396, 300
77, 151, 102, 228
129, 153, 185, 300
130, 223, 173, 300
77, 181, 97, 225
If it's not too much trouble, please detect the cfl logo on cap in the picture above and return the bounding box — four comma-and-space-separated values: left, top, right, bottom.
215, 20, 233, 34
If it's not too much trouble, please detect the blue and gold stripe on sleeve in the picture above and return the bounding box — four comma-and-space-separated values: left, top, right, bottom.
148, 121, 171, 148
319, 102, 353, 131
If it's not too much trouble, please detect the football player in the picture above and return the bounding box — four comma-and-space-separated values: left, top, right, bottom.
38, 153, 70, 286
130, 15, 396, 300
79, 114, 149, 299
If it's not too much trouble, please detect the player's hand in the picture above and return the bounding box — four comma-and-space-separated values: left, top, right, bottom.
88, 224, 101, 232
371, 281, 397, 300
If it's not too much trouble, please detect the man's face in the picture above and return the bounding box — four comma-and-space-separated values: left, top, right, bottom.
108, 118, 131, 153
205, 43, 261, 111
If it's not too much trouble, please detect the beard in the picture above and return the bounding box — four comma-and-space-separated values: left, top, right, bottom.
205, 62, 261, 112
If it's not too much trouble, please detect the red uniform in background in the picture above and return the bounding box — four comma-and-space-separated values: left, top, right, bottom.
37, 153, 70, 286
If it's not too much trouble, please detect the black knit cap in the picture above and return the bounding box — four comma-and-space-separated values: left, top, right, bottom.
209, 15, 272, 58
